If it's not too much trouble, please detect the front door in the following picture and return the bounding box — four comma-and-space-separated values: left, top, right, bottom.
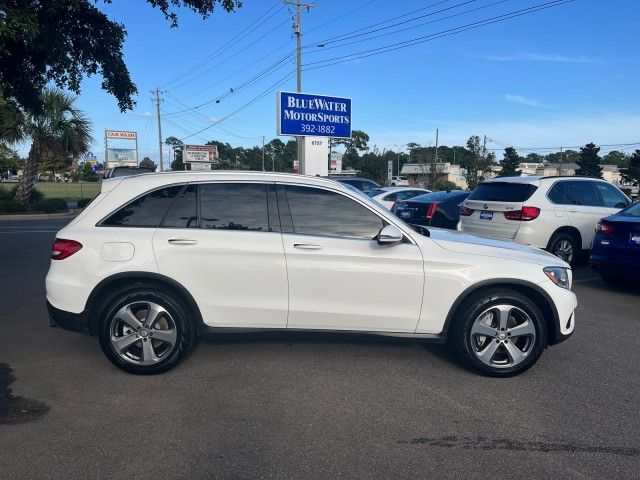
277, 184, 424, 333
152, 182, 288, 328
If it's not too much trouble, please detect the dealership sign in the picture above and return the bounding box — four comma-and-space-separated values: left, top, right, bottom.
105, 130, 137, 139
184, 144, 219, 163
277, 91, 351, 138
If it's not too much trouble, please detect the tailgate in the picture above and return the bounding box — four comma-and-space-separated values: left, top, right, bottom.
460, 199, 523, 239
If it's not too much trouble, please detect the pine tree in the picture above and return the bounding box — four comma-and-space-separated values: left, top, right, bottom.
575, 142, 603, 178
621, 149, 640, 186
499, 147, 522, 177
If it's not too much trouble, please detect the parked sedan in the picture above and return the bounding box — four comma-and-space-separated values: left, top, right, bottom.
394, 190, 470, 230
368, 187, 431, 210
589, 201, 640, 283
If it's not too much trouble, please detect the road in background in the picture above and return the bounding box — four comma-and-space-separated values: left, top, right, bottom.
1, 218, 639, 479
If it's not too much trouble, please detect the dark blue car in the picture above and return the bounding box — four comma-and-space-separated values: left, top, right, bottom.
589, 201, 640, 283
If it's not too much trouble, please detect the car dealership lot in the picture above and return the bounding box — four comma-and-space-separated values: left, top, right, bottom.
1, 218, 639, 479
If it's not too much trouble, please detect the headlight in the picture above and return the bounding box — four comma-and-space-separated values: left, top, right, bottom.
544, 267, 571, 289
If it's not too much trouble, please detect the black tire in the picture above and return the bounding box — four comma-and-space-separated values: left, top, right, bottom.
449, 288, 548, 377
547, 231, 579, 266
98, 288, 197, 374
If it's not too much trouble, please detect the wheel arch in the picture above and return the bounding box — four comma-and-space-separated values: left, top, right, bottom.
85, 272, 205, 335
442, 279, 559, 346
547, 226, 582, 251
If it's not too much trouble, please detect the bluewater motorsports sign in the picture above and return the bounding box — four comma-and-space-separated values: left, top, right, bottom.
277, 91, 352, 138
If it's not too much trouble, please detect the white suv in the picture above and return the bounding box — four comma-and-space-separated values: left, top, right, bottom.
46, 172, 576, 376
459, 176, 632, 264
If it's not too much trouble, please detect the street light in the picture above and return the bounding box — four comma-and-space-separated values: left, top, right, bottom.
394, 144, 405, 179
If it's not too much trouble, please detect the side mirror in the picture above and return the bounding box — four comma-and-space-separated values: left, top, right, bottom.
377, 224, 404, 245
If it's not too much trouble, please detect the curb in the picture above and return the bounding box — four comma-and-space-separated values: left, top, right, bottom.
0, 210, 80, 221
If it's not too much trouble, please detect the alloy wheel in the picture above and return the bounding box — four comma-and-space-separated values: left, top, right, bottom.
553, 239, 574, 263
109, 301, 178, 366
469, 304, 537, 369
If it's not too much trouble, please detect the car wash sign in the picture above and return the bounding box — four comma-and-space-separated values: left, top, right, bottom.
277, 91, 351, 138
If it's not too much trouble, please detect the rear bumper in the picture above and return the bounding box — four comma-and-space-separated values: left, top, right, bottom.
47, 301, 90, 334
590, 253, 640, 280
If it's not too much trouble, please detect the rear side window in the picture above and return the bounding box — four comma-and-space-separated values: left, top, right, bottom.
620, 202, 640, 217
199, 183, 271, 232
163, 184, 197, 228
565, 181, 601, 207
283, 185, 383, 239
547, 182, 567, 204
102, 185, 183, 227
468, 182, 538, 202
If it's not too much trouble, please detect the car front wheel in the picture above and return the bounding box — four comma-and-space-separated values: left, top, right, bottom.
98, 288, 197, 374
450, 288, 548, 377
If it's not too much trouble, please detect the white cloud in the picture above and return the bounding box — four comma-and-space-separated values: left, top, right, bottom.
478, 52, 600, 63
503, 94, 549, 108
127, 110, 153, 117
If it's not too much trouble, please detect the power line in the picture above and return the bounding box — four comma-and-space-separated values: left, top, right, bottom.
303, 0, 573, 71
160, 1, 283, 88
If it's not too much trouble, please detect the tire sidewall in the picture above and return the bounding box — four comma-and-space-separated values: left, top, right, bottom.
98, 289, 195, 375
549, 232, 578, 265
454, 289, 548, 377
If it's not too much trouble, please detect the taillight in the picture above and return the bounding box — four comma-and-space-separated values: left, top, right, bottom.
504, 206, 540, 221
595, 222, 615, 234
426, 202, 440, 219
51, 238, 83, 260
459, 205, 474, 216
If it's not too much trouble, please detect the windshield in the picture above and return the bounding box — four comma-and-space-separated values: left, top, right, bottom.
620, 202, 640, 217
468, 182, 538, 202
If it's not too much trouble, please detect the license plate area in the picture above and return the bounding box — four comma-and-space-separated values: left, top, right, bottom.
479, 210, 494, 221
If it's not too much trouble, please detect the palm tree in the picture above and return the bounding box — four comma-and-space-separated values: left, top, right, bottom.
1, 89, 92, 206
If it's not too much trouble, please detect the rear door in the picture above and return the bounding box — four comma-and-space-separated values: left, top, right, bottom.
460, 181, 539, 239
564, 181, 611, 249
152, 182, 288, 329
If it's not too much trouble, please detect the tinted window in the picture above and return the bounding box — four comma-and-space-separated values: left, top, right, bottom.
111, 167, 154, 177
200, 183, 271, 231
339, 179, 362, 190
361, 180, 379, 192
468, 182, 538, 202
594, 182, 629, 208
102, 185, 183, 227
411, 191, 465, 203
547, 182, 567, 204
163, 184, 197, 228
366, 188, 386, 197
565, 181, 601, 207
284, 185, 383, 239
383, 192, 399, 201
620, 202, 640, 217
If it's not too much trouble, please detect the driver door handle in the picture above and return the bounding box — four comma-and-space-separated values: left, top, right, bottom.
293, 243, 322, 250
168, 238, 198, 245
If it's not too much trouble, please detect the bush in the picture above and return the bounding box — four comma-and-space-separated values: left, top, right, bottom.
76, 197, 94, 209
434, 180, 460, 192
0, 184, 44, 202
33, 198, 68, 213
0, 199, 26, 213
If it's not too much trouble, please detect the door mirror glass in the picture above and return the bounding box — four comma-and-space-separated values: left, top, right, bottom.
377, 224, 404, 245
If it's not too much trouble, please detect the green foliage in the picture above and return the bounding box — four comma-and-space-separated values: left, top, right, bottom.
460, 135, 495, 190
0, 184, 42, 202
139, 157, 157, 171
32, 198, 68, 213
331, 130, 370, 155
602, 150, 629, 168
0, 199, 25, 213
621, 149, 640, 186
576, 142, 603, 178
500, 147, 522, 177
434, 180, 459, 191
0, 1, 239, 114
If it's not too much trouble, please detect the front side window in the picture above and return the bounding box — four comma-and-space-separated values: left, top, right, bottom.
102, 185, 183, 227
594, 182, 629, 208
199, 183, 271, 232
565, 181, 601, 207
283, 185, 384, 239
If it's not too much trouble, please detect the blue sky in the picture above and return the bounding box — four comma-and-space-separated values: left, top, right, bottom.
69, 0, 640, 164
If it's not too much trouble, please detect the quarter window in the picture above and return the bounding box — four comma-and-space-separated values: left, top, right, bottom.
547, 182, 567, 204
102, 185, 183, 227
199, 183, 271, 232
283, 185, 384, 239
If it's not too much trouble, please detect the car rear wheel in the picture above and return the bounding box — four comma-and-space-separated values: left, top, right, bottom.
548, 232, 579, 265
98, 289, 197, 374
450, 288, 547, 377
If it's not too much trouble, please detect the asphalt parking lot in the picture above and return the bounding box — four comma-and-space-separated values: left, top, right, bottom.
1, 217, 639, 479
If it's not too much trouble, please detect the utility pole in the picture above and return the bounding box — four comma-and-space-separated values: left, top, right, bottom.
262, 136, 266, 171
482, 135, 487, 159
152, 88, 164, 171
558, 146, 564, 176
285, 0, 314, 173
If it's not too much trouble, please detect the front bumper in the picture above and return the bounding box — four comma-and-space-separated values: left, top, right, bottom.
47, 301, 90, 334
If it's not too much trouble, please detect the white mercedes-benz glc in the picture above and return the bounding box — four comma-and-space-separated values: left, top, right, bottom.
46, 172, 576, 376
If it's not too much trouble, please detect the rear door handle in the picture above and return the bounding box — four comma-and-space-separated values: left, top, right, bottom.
293, 243, 322, 250
168, 238, 198, 245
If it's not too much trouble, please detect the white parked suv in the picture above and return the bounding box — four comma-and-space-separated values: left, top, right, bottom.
46, 172, 576, 376
459, 176, 632, 264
